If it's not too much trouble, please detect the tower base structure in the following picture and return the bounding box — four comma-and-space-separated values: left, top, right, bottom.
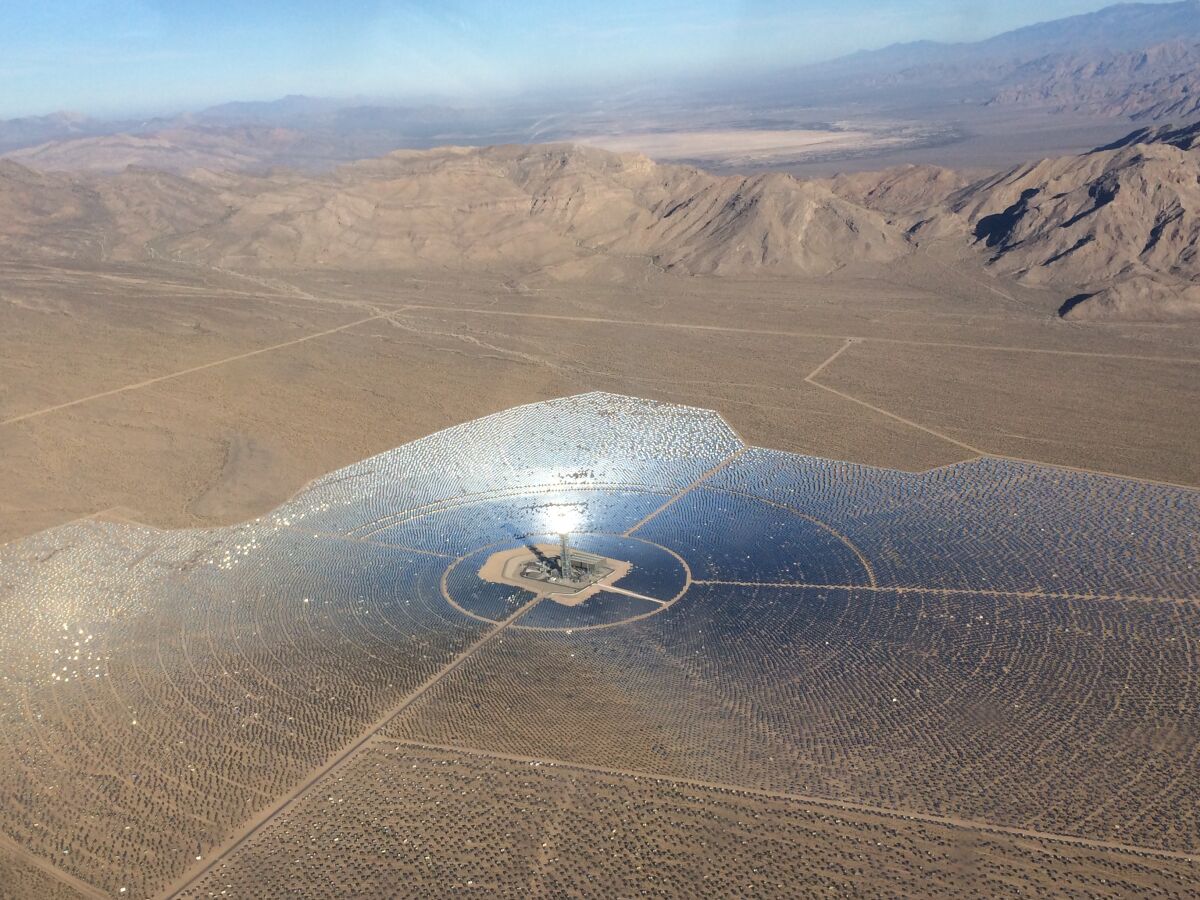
477, 541, 631, 606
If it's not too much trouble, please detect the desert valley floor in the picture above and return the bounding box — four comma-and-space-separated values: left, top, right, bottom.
2, 254, 1199, 548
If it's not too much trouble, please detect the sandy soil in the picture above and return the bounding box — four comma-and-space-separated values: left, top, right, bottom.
1, 254, 1197, 546
776, 108, 1141, 177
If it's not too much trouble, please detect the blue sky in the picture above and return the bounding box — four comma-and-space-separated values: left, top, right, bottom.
0, 1, 1123, 117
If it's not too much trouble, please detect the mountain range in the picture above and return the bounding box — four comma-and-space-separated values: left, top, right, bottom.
835, 0, 1200, 73
1, 122, 1196, 321
0, 144, 906, 277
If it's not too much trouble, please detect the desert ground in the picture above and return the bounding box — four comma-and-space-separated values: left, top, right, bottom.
3, 248, 1198, 548
573, 110, 1144, 177
775, 107, 1142, 176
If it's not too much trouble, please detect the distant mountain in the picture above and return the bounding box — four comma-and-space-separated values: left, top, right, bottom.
0, 111, 95, 155
824, 165, 973, 216
0, 101, 558, 174
814, 121, 1200, 320
5, 4, 1199, 175
772, 1, 1200, 119
0, 159, 108, 258
828, 1, 1200, 76
3, 125, 311, 174
962, 0, 1200, 57
165, 144, 911, 276
193, 94, 355, 126
1097, 119, 1200, 149
4, 130, 1196, 318
0, 158, 228, 261
988, 40, 1200, 120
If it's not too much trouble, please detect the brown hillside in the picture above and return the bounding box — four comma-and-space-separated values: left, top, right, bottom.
2, 136, 1196, 319
163, 144, 911, 276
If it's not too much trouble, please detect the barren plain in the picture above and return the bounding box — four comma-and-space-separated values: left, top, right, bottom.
3, 247, 1198, 549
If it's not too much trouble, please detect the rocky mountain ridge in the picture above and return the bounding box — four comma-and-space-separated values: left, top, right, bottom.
1, 128, 1197, 320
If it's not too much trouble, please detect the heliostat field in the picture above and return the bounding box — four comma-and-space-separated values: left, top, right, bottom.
0, 393, 1197, 898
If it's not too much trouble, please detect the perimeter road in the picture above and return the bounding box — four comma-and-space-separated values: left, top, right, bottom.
162, 597, 542, 899
391, 306, 1198, 486
797, 345, 1197, 489
3, 295, 1195, 489
395, 304, 1200, 366
804, 337, 858, 381
801, 340, 986, 455
603, 584, 668, 606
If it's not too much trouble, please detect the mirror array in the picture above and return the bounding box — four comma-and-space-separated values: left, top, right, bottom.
0, 393, 1196, 897
179, 745, 1200, 900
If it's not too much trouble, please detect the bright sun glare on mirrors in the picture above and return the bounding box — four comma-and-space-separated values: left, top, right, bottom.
542, 503, 584, 535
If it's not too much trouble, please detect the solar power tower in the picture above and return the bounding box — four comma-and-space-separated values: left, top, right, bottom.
559, 533, 575, 581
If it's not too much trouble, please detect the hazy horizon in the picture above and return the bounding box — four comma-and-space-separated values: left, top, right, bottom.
0, 0, 1144, 119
